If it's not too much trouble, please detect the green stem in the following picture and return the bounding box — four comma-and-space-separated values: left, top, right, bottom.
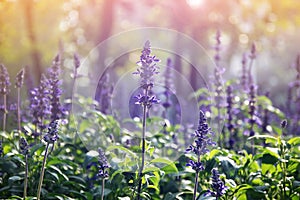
193, 153, 201, 200
101, 179, 105, 200
137, 88, 148, 200
37, 143, 50, 200
193, 171, 199, 200
23, 154, 28, 199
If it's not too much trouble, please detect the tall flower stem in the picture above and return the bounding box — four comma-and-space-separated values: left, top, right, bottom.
137, 87, 148, 200
101, 179, 105, 200
20, 137, 29, 199
24, 154, 28, 198
15, 68, 24, 133
37, 142, 50, 200
193, 153, 200, 200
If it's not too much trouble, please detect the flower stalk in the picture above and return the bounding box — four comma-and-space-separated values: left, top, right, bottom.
37, 120, 59, 200
15, 68, 25, 132
0, 64, 10, 136
186, 110, 215, 200
133, 41, 160, 200
19, 137, 29, 199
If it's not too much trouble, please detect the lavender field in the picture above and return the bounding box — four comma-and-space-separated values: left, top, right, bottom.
0, 1, 300, 200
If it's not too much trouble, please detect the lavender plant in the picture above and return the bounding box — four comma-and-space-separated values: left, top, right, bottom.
186, 110, 215, 200
208, 168, 227, 199
37, 120, 60, 200
133, 40, 160, 200
0, 64, 11, 134
69, 53, 80, 126
15, 68, 25, 132
248, 43, 256, 85
48, 55, 65, 121
212, 31, 225, 147
162, 58, 174, 119
97, 73, 113, 114
30, 74, 51, 139
97, 148, 109, 200
226, 85, 235, 148
19, 137, 29, 199
248, 84, 257, 154
241, 53, 248, 91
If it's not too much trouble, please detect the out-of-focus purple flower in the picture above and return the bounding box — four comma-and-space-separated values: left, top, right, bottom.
248, 43, 256, 85
30, 74, 51, 132
249, 43, 256, 60
212, 31, 225, 139
43, 120, 60, 143
214, 30, 221, 64
133, 40, 160, 89
0, 64, 11, 95
48, 55, 65, 121
96, 73, 113, 114
15, 68, 25, 88
186, 110, 215, 172
281, 119, 287, 129
248, 84, 257, 137
241, 53, 248, 91
97, 148, 109, 179
208, 168, 228, 197
73, 53, 80, 69
162, 58, 174, 116
19, 137, 29, 155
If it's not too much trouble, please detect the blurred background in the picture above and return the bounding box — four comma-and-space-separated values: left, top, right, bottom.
1, 0, 300, 106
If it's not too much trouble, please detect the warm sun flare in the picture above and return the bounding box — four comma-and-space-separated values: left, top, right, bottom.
186, 0, 205, 8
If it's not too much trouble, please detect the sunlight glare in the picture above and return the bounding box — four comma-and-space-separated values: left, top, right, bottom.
186, 0, 204, 9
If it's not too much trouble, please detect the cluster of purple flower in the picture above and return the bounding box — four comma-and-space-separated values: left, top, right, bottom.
186, 110, 215, 172
0, 64, 10, 96
207, 168, 228, 197
19, 137, 29, 155
97, 148, 109, 179
134, 40, 160, 108
43, 120, 60, 144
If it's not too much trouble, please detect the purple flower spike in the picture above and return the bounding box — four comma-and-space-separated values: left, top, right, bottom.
48, 55, 65, 121
97, 148, 109, 179
186, 110, 215, 172
134, 40, 160, 89
0, 64, 11, 95
15, 68, 25, 88
43, 120, 60, 143
208, 168, 228, 197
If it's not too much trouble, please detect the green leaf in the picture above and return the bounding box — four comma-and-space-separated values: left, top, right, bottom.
163, 192, 177, 200
248, 135, 277, 145
143, 166, 160, 174
49, 165, 69, 181
150, 158, 178, 174
118, 197, 131, 200
8, 176, 23, 184
107, 145, 137, 158
288, 137, 300, 146
29, 143, 45, 156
